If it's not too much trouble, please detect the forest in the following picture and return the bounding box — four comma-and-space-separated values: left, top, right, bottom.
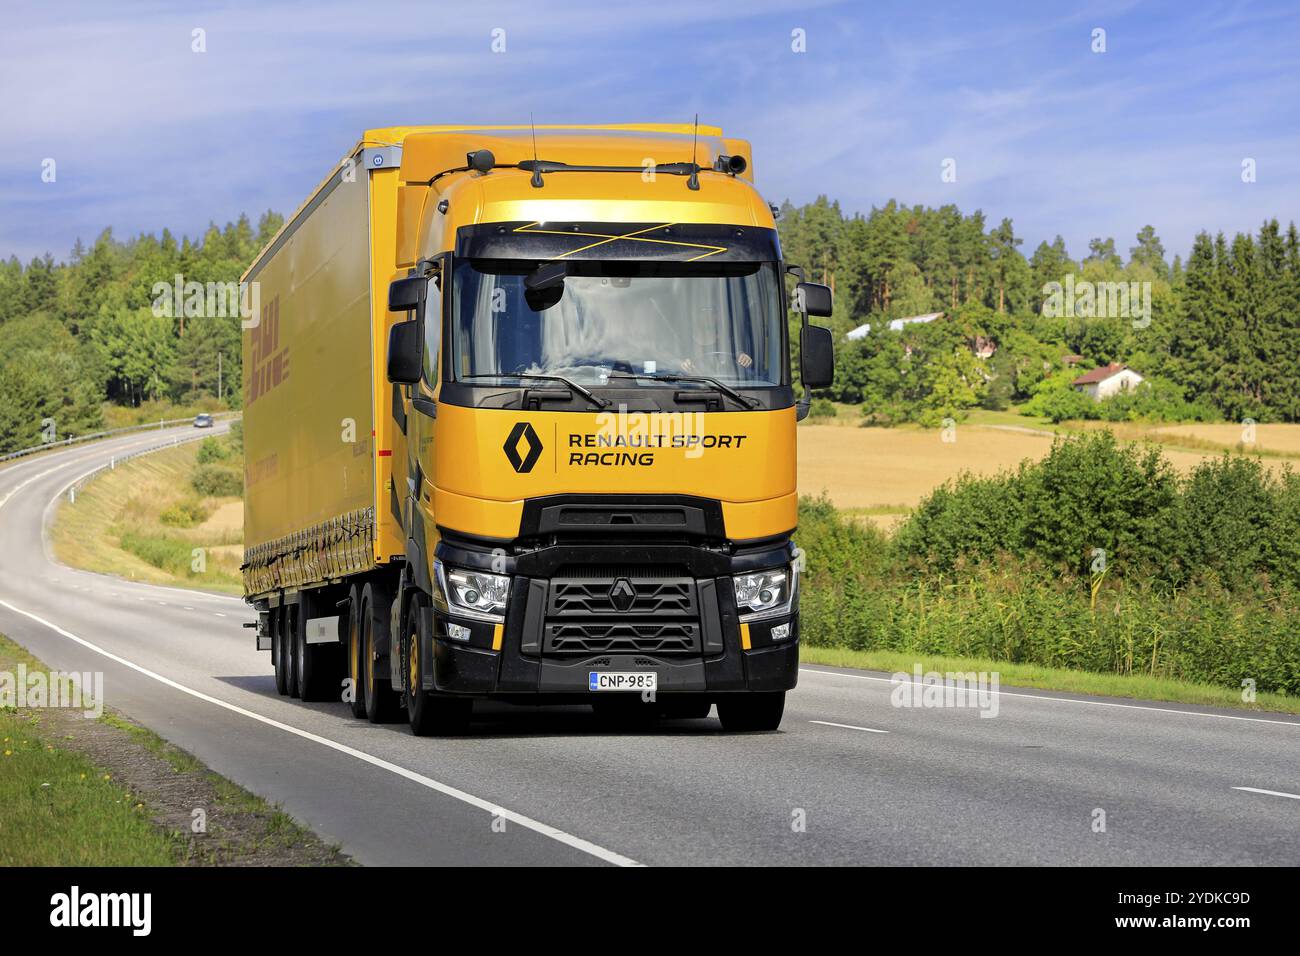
0, 213, 281, 452
778, 198, 1300, 427
2, 198, 1298, 453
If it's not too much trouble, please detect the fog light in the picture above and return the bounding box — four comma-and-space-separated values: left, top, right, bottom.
446, 622, 472, 643
771, 623, 791, 641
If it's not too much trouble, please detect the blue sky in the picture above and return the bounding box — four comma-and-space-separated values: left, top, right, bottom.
2, 0, 1297, 264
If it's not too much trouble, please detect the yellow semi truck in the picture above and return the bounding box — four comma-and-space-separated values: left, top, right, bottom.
241, 123, 833, 734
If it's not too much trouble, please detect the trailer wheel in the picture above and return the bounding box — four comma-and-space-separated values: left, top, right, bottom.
716, 692, 785, 732
285, 601, 301, 699
272, 605, 290, 696
362, 582, 402, 723
296, 599, 334, 702
346, 584, 367, 718
405, 601, 472, 736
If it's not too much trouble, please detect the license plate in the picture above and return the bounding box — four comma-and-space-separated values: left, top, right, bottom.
589, 671, 658, 692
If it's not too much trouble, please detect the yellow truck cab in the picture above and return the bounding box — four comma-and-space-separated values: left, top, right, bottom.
241, 124, 834, 734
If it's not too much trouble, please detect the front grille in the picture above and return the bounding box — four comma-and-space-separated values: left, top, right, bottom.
548, 577, 696, 617
544, 622, 700, 655
540, 568, 703, 657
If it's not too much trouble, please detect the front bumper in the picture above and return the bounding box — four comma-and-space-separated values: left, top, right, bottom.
425, 539, 800, 698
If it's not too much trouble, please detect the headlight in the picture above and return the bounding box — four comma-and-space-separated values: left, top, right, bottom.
732, 565, 796, 621
434, 560, 510, 621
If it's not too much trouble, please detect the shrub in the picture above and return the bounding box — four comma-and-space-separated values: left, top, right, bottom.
191, 464, 242, 497
196, 436, 229, 465
117, 531, 199, 577
159, 500, 210, 528
807, 397, 837, 420
894, 432, 1178, 579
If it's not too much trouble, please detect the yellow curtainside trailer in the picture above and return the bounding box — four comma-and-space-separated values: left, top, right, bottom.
241, 124, 834, 733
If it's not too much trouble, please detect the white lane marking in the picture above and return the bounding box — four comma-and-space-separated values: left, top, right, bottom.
1233, 786, 1300, 801
800, 667, 1300, 728
810, 720, 889, 734
214, 612, 226, 617
184, 606, 194, 611
0, 598, 642, 868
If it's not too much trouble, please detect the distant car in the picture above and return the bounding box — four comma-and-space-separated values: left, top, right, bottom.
193, 414, 214, 428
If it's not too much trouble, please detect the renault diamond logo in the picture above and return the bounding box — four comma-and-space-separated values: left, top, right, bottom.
608, 578, 637, 611
503, 421, 543, 473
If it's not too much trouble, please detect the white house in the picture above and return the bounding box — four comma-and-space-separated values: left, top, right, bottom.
1071, 363, 1145, 400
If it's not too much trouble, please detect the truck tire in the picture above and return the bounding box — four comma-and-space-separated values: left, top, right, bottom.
272, 605, 290, 696
296, 600, 335, 703
346, 584, 367, 718
716, 692, 785, 732
362, 582, 402, 723
285, 602, 300, 699
404, 601, 472, 736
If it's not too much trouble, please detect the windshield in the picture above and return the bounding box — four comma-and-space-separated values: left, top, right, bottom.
450, 260, 786, 388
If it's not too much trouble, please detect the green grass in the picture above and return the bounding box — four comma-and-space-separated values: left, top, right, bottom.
0, 634, 345, 866
0, 637, 184, 865
0, 635, 179, 865
964, 406, 1055, 429
800, 645, 1300, 716
0, 727, 184, 865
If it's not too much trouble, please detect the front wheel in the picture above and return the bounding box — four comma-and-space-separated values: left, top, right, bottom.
405, 605, 472, 736
362, 582, 402, 724
716, 692, 785, 732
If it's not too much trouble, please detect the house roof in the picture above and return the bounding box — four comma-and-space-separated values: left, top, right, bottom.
888, 312, 943, 331
1072, 362, 1138, 386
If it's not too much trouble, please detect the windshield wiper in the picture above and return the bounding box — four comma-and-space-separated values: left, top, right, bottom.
462, 373, 610, 409
606, 371, 759, 409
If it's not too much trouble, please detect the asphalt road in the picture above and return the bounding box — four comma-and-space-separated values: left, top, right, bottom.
1, 427, 1297, 866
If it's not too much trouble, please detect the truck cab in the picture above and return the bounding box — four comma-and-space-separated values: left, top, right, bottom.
384, 127, 833, 732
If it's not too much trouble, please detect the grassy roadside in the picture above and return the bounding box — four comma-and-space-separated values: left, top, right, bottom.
0, 634, 349, 866
800, 645, 1300, 716
51, 438, 244, 595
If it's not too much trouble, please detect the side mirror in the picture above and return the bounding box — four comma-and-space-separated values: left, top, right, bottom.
387, 320, 421, 385
388, 275, 425, 312
795, 281, 833, 318
800, 325, 834, 390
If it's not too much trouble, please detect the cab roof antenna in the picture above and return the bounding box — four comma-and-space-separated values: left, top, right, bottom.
529, 113, 544, 188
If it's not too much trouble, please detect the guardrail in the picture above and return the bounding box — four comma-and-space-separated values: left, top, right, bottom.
0, 411, 240, 465
62, 424, 232, 505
